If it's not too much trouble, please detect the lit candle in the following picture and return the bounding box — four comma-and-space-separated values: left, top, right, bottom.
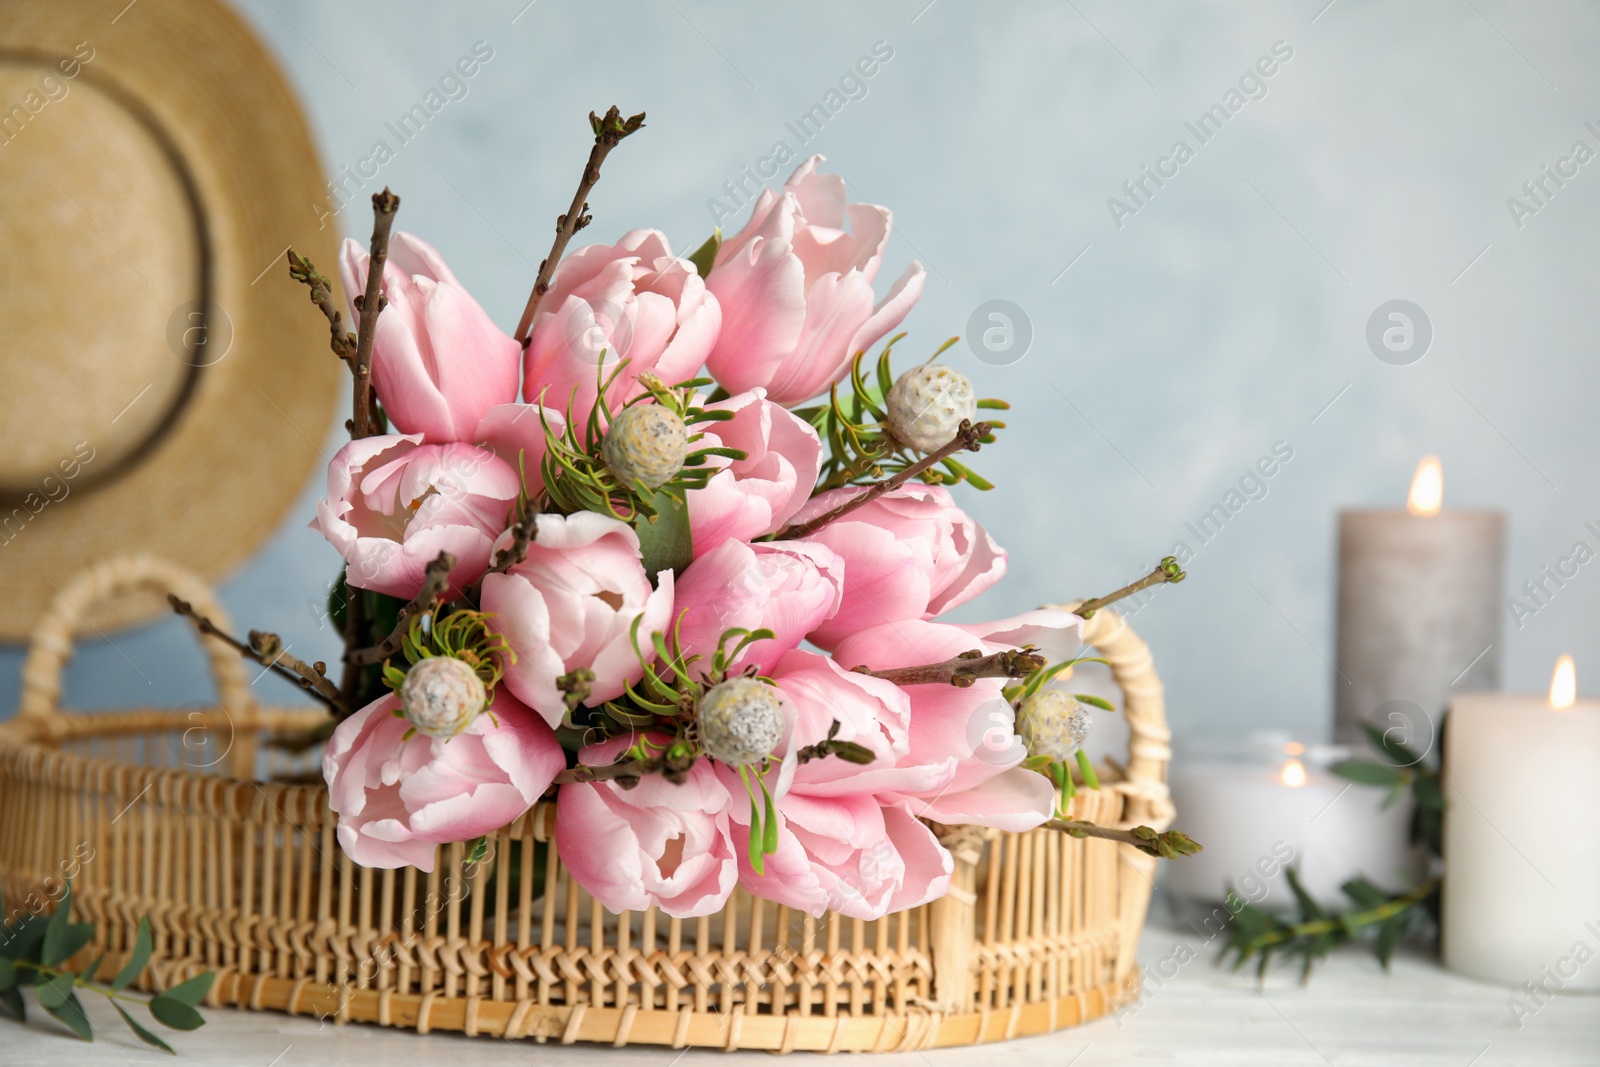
1442, 657, 1600, 988
1166, 738, 1416, 908
1334, 456, 1505, 745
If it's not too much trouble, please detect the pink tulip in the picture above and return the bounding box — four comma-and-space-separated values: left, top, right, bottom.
832, 619, 1060, 832
313, 434, 520, 600
704, 156, 926, 406
340, 232, 520, 442
324, 689, 564, 872
481, 512, 675, 727
672, 539, 843, 676
792, 484, 1006, 649
686, 389, 822, 556
555, 734, 737, 918
472, 402, 565, 497
524, 229, 721, 419
718, 650, 955, 918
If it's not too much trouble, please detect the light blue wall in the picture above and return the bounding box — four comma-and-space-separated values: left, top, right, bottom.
6, 1, 1599, 753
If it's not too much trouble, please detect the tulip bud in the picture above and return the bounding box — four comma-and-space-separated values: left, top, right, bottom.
400, 656, 487, 738
697, 677, 784, 767
602, 403, 688, 489
1017, 690, 1091, 762
885, 364, 977, 453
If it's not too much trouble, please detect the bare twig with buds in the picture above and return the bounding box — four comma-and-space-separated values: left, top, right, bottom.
514, 106, 646, 344
855, 647, 1046, 688
346, 552, 457, 666
775, 419, 992, 541
1046, 819, 1203, 859
350, 188, 400, 439
1073, 556, 1187, 619
167, 594, 345, 713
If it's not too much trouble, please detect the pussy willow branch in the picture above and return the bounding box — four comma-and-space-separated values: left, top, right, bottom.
855, 647, 1045, 688
458, 504, 539, 608
346, 551, 457, 667
776, 419, 992, 541
351, 189, 400, 439
551, 758, 656, 786
1046, 819, 1203, 859
1073, 556, 1186, 619
514, 106, 646, 344
167, 595, 345, 713
286, 250, 357, 370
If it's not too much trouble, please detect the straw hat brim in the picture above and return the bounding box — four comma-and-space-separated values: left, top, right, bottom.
0, 0, 340, 639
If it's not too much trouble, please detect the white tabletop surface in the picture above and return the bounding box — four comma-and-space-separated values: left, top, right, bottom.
6, 920, 1596, 1066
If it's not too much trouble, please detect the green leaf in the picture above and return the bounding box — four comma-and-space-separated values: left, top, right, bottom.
746, 798, 764, 877
0, 914, 47, 963
1075, 748, 1100, 790
41, 883, 75, 966
761, 782, 779, 855
685, 230, 721, 280
465, 836, 489, 865
1374, 915, 1404, 968
1284, 867, 1328, 922
1362, 722, 1422, 768
1074, 693, 1115, 712
159, 971, 215, 1009
1330, 760, 1404, 787
635, 488, 693, 581
111, 917, 153, 992
35, 971, 76, 1008
0, 986, 22, 1022
148, 994, 205, 1031
1412, 775, 1444, 810
0, 957, 12, 991
45, 990, 93, 1041
1339, 877, 1390, 911
113, 1000, 174, 1054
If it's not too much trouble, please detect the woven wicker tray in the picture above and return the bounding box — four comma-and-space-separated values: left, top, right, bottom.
0, 555, 1174, 1052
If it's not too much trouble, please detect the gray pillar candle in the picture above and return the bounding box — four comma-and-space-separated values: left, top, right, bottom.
1333, 458, 1504, 746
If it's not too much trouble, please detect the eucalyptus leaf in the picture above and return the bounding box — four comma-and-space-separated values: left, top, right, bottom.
111, 917, 153, 992
158, 971, 215, 1009
40, 883, 74, 966
0, 986, 22, 1022
0, 915, 46, 963
35, 972, 76, 1009
1330, 760, 1404, 787
45, 991, 93, 1041
1375, 915, 1405, 968
635, 488, 693, 581
148, 994, 205, 1032
113, 1000, 174, 1054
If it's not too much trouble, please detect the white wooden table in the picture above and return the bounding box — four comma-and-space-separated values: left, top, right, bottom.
7, 921, 1596, 1066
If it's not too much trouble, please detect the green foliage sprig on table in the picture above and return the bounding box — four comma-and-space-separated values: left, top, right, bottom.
0, 882, 214, 1053
1220, 723, 1445, 980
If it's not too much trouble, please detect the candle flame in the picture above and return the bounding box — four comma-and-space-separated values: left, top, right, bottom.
1284, 742, 1305, 756
1550, 655, 1576, 711
1407, 455, 1443, 517
1280, 758, 1308, 787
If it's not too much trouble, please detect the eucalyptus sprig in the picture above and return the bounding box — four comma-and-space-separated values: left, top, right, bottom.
0, 883, 214, 1053
1220, 724, 1445, 980
804, 334, 1008, 493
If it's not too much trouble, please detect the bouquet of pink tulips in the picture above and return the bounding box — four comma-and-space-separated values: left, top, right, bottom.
179, 108, 1195, 923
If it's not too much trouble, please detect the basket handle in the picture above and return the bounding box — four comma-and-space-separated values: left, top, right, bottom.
1060, 604, 1174, 831
18, 555, 255, 723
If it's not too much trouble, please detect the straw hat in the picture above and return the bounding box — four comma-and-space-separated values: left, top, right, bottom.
0, 0, 340, 639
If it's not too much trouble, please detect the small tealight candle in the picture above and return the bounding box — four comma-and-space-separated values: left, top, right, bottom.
1443, 656, 1600, 988
1167, 736, 1417, 908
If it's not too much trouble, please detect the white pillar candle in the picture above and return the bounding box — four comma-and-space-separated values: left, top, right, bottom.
1334, 456, 1504, 745
1166, 740, 1416, 907
1442, 657, 1600, 988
